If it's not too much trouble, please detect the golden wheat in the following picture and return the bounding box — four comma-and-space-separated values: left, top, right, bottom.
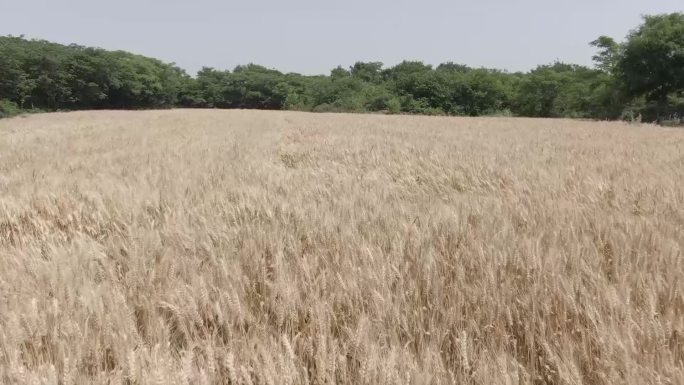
0, 110, 682, 385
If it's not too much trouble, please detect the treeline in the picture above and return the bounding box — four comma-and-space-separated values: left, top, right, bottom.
0, 38, 191, 112
190, 62, 619, 119
1, 13, 682, 123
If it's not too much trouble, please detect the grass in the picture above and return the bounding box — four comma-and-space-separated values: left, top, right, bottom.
0, 109, 682, 385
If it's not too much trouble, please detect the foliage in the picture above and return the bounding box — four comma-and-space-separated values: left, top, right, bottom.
0, 99, 20, 118
0, 36, 191, 110
590, 36, 620, 73
614, 13, 684, 121
617, 13, 684, 101
1, 13, 683, 123
512, 63, 610, 118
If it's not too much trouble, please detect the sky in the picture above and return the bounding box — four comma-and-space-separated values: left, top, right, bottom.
1, 0, 682, 75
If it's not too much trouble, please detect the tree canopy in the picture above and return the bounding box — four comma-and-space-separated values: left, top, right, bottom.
1, 13, 682, 124
614, 13, 684, 121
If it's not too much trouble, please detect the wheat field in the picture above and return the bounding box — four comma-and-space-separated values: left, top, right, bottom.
0, 110, 682, 385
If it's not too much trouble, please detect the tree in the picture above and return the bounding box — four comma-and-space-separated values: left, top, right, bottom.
436, 62, 470, 73
2, 15, 682, 123
350, 62, 383, 83
590, 36, 620, 73
512, 63, 605, 118
330, 66, 350, 80
617, 13, 684, 118
383, 61, 432, 81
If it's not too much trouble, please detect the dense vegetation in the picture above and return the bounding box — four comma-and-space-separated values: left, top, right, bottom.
1, 13, 682, 123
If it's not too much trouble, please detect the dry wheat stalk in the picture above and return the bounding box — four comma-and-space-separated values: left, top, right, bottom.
0, 110, 682, 385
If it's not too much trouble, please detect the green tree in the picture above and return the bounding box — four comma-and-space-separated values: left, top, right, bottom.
436, 62, 470, 74
617, 13, 684, 120
512, 63, 604, 118
350, 62, 383, 83
590, 36, 620, 73
330, 66, 350, 80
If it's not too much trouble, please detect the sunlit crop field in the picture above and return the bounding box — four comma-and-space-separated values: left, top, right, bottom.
0, 110, 682, 385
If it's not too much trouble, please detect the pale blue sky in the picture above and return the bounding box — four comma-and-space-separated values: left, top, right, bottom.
1, 0, 681, 75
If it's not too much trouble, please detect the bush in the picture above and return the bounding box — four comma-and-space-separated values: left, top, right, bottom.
0, 100, 20, 119
312, 103, 332, 113
619, 94, 684, 125
486, 109, 514, 117
385, 97, 402, 114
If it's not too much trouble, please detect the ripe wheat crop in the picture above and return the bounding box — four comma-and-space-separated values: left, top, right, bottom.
0, 110, 682, 384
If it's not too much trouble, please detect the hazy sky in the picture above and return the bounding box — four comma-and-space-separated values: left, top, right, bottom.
1, 0, 681, 75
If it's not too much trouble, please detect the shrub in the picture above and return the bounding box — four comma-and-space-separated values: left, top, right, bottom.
0, 100, 20, 119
